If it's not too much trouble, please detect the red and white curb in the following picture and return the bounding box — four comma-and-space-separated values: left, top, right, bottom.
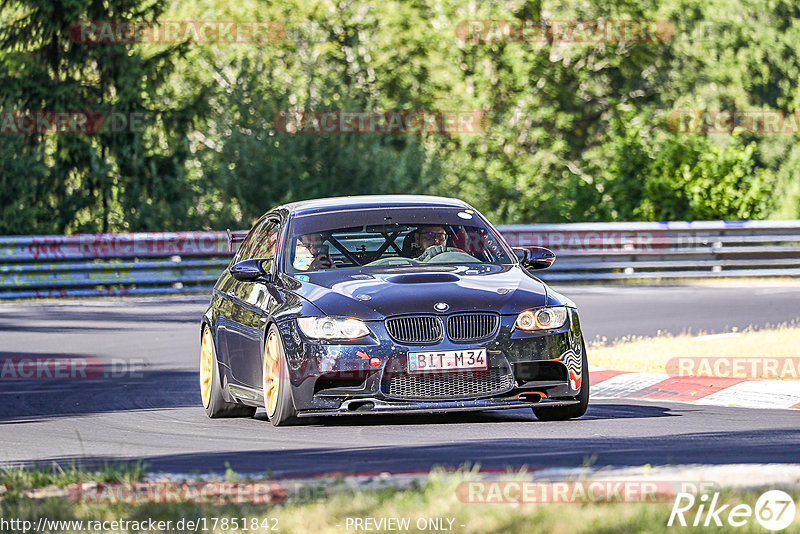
588, 367, 800, 410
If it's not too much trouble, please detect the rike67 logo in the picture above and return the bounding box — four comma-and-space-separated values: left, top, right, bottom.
668, 490, 797, 531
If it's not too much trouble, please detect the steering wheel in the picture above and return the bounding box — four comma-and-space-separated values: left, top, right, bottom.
416, 245, 468, 262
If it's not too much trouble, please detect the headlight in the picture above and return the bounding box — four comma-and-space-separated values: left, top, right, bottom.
515, 306, 568, 331
296, 317, 371, 340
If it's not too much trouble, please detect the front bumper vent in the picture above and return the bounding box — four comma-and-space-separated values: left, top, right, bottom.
383, 367, 514, 400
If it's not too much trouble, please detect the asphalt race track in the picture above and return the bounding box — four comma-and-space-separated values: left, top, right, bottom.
1, 284, 799, 476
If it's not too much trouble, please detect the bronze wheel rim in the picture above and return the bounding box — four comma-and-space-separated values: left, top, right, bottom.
199, 327, 214, 408
263, 330, 281, 417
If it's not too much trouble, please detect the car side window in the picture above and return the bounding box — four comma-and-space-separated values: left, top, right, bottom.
246, 220, 280, 261
233, 221, 263, 263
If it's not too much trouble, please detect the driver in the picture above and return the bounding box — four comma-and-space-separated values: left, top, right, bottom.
413, 225, 453, 261
414, 226, 448, 252
294, 233, 335, 270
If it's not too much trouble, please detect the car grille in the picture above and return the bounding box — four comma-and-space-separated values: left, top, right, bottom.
385, 316, 443, 344
385, 313, 500, 344
447, 313, 500, 342
384, 367, 514, 400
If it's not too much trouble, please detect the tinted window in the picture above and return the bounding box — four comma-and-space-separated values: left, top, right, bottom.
285, 207, 512, 272
247, 220, 279, 260
233, 220, 263, 263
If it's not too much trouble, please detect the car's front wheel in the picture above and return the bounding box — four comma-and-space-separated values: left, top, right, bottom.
533, 340, 589, 421
263, 324, 299, 426
200, 325, 256, 418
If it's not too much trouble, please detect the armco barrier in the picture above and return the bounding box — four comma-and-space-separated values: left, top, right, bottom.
1, 221, 798, 299
0, 232, 230, 299
499, 220, 800, 281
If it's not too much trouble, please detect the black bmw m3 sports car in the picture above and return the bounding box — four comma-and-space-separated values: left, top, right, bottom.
200, 195, 589, 426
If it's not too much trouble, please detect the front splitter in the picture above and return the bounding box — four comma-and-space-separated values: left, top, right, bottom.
297, 397, 580, 417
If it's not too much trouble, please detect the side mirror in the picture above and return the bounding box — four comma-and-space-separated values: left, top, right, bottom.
513, 246, 556, 270
230, 258, 272, 282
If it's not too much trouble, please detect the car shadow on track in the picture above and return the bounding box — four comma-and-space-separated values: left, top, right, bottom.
254, 409, 538, 426
249, 402, 676, 427
580, 403, 679, 420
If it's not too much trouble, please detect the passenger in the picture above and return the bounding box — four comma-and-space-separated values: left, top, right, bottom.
294, 233, 335, 270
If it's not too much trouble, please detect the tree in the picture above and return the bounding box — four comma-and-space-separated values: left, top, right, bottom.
0, 0, 208, 234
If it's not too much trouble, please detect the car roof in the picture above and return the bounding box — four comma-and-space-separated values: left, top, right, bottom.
281, 195, 473, 216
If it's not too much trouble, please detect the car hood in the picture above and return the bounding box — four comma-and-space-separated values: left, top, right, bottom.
285, 265, 552, 320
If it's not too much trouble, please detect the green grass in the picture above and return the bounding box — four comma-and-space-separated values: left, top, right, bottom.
2, 464, 800, 533
0, 462, 145, 501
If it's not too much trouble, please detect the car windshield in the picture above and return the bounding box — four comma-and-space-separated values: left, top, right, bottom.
285, 207, 513, 273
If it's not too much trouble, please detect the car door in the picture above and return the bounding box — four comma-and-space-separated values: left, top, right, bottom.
215, 218, 263, 371
228, 218, 281, 388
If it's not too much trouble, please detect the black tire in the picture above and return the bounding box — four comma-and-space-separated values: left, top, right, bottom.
263, 324, 300, 427
533, 340, 589, 421
201, 325, 257, 419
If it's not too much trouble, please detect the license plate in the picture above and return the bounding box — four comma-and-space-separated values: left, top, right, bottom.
407, 348, 487, 373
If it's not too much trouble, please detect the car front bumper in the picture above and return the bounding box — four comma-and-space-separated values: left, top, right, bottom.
297, 397, 580, 417
277, 307, 586, 416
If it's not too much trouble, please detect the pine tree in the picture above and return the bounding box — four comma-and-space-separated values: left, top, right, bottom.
0, 0, 207, 233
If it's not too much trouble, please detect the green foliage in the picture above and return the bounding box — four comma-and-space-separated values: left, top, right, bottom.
0, 0, 209, 234
593, 112, 774, 221
0, 0, 798, 234
197, 54, 443, 227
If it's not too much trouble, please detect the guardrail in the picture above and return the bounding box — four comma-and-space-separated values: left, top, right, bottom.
1, 221, 798, 298
499, 220, 800, 281
0, 232, 230, 299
